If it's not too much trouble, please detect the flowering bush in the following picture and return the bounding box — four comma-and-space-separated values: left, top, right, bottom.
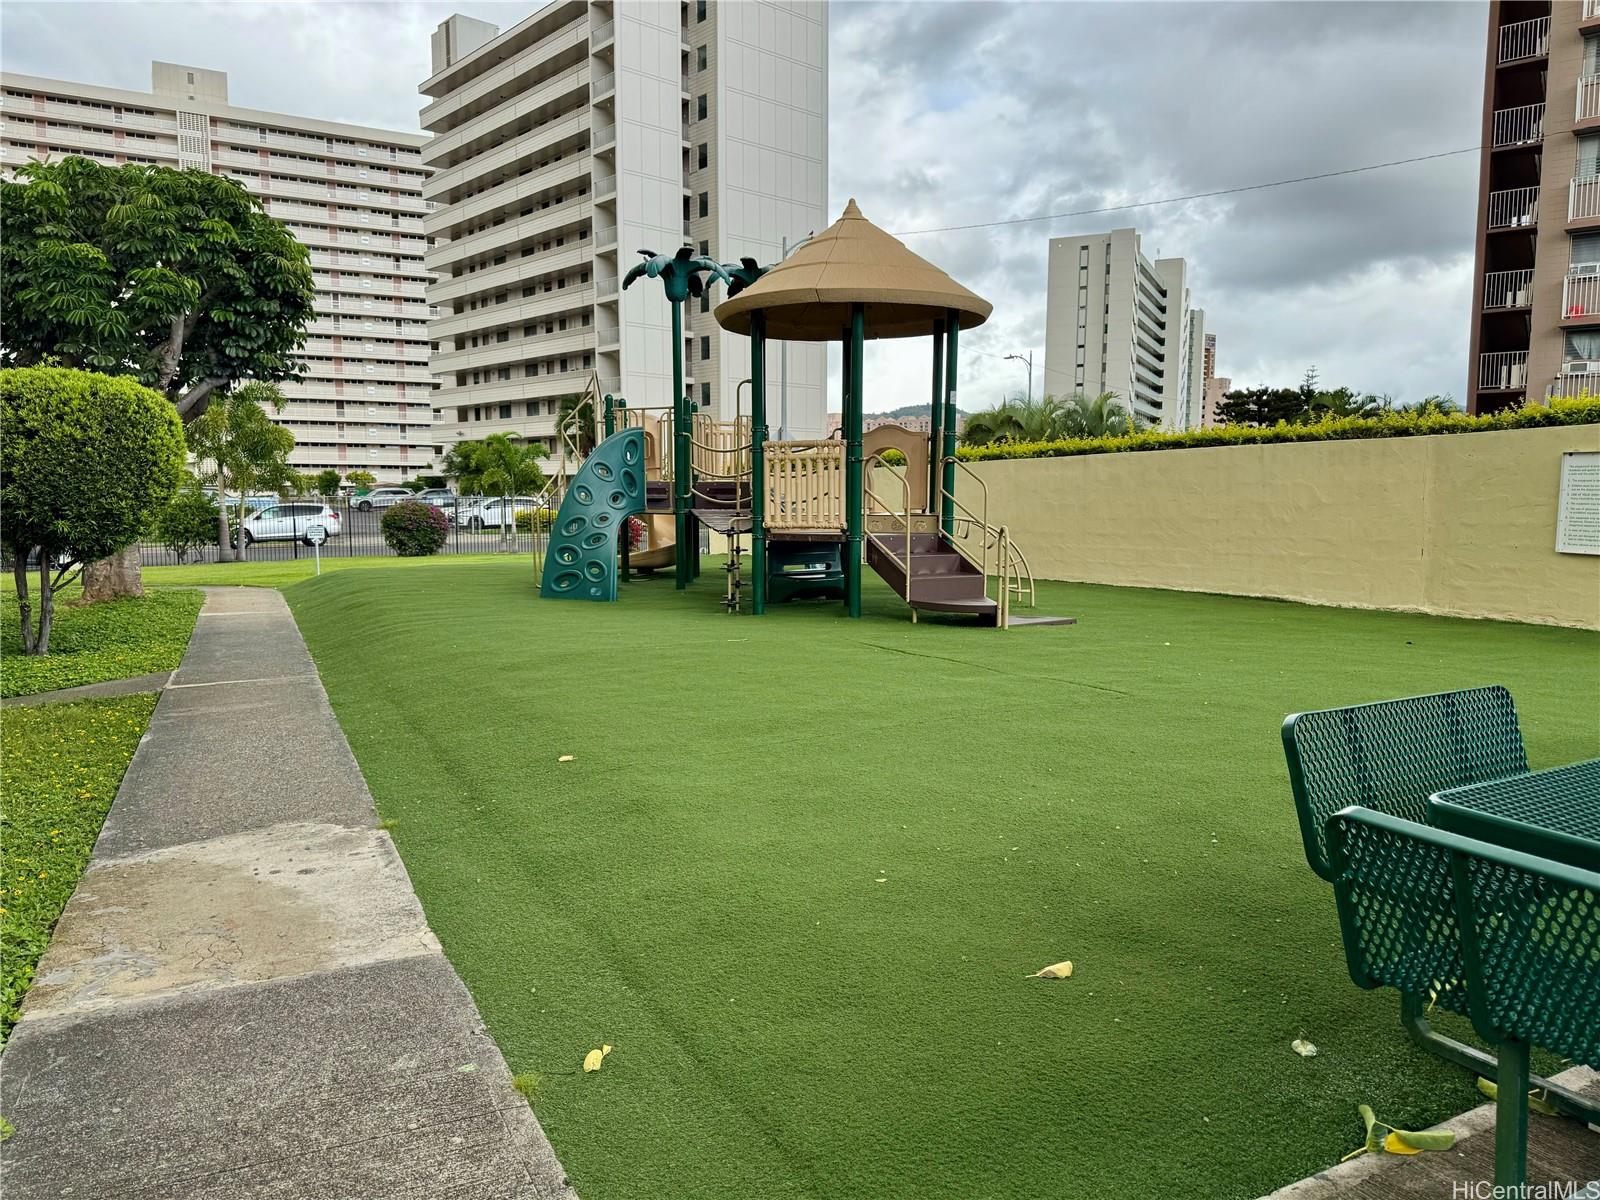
380, 499, 450, 556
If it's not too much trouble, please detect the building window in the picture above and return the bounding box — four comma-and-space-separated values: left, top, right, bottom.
697, 143, 708, 170
697, 95, 708, 121
700, 336, 710, 360
698, 192, 709, 218
699, 240, 709, 255
697, 44, 708, 71
700, 382, 710, 408
700, 292, 710, 314
499, 404, 512, 419
696, 0, 707, 21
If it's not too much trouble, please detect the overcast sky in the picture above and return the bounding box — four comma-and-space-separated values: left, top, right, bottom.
2, 0, 1484, 411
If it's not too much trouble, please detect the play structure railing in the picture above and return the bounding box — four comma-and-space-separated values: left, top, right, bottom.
690, 414, 751, 480
617, 404, 674, 479
863, 452, 914, 602
765, 440, 845, 530
939, 456, 1037, 613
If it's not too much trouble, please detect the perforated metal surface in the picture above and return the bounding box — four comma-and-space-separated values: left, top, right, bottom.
1458, 851, 1600, 1067
1328, 813, 1471, 1016
1283, 686, 1528, 880
1432, 760, 1600, 869
1330, 809, 1600, 1069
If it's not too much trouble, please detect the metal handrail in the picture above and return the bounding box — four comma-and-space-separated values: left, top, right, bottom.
864, 453, 914, 603
937, 456, 1036, 613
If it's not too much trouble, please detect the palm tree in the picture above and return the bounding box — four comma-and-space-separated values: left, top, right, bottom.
188, 382, 296, 562
556, 392, 597, 458
1057, 391, 1142, 438
475, 434, 548, 549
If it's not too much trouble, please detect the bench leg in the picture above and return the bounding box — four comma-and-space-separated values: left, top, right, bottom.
1400, 994, 1600, 1124
1494, 1037, 1530, 1191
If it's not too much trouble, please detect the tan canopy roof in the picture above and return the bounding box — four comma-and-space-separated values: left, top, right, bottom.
714, 199, 992, 341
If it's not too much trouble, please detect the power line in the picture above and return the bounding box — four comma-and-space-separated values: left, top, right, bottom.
893, 146, 1480, 237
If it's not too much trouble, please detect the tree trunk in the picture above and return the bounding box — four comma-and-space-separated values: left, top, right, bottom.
36, 553, 54, 654
81, 545, 144, 603
13, 554, 36, 655
216, 487, 235, 563
235, 495, 249, 562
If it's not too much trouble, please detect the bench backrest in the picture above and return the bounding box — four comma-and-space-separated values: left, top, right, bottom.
1282, 686, 1527, 881
1328, 807, 1600, 1067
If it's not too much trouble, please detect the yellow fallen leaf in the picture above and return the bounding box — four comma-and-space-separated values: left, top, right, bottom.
1382, 1132, 1422, 1155
1026, 960, 1073, 979
582, 1043, 613, 1073
558, 755, 575, 763
1291, 1038, 1318, 1058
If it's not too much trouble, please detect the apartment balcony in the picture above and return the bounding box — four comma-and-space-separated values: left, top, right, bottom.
1487, 185, 1539, 230
422, 110, 591, 203
593, 222, 617, 252
1561, 270, 1600, 321
593, 173, 617, 202
428, 284, 597, 340
1549, 367, 1600, 399
1477, 350, 1528, 391
1579, 76, 1600, 126
1482, 269, 1533, 310
594, 276, 619, 301
592, 19, 615, 48
423, 63, 591, 168
420, 13, 589, 132
429, 245, 590, 307
592, 72, 616, 102
430, 367, 595, 406
1491, 102, 1544, 148
426, 202, 594, 275
1498, 16, 1550, 63
427, 156, 590, 236
432, 328, 593, 374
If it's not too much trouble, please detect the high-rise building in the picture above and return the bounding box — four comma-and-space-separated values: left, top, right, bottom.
1042, 228, 1205, 431
0, 63, 436, 480
420, 0, 828, 467
1468, 2, 1600, 413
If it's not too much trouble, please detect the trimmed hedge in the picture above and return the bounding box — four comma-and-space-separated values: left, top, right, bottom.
954, 398, 1600, 463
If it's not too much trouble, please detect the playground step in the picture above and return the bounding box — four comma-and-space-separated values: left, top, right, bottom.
864, 531, 991, 611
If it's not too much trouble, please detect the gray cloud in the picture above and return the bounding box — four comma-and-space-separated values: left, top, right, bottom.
2, 0, 1483, 409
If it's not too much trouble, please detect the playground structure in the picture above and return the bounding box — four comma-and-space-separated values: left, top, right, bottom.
539, 200, 1060, 628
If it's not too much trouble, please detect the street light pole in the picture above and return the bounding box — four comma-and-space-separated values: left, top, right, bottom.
1005, 351, 1034, 404
778, 231, 815, 438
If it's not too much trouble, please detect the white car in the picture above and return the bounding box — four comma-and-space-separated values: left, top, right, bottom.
455, 496, 538, 530
235, 503, 341, 547
351, 486, 414, 512
413, 488, 458, 508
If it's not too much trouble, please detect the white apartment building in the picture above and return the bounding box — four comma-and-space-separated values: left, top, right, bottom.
1042, 228, 1206, 431
420, 0, 828, 466
0, 62, 436, 480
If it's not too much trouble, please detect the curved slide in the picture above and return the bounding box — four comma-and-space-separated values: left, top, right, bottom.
540, 429, 647, 601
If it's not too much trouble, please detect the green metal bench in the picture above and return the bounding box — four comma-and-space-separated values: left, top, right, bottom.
1281, 685, 1527, 883
1280, 686, 1600, 1121
1327, 807, 1600, 1188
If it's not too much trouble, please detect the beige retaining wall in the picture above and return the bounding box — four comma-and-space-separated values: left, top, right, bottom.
931, 424, 1600, 629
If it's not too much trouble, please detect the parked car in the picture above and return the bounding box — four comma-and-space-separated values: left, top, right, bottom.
351, 486, 415, 512
413, 488, 458, 508
233, 502, 341, 547
455, 496, 538, 530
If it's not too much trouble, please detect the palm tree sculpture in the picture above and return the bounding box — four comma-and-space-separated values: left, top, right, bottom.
621, 247, 733, 586
719, 256, 769, 299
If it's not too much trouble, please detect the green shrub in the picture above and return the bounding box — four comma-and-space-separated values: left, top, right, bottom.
515, 509, 533, 533
0, 366, 185, 653
527, 507, 557, 533
879, 449, 907, 466
954, 398, 1600, 463
380, 499, 450, 556
151, 482, 219, 564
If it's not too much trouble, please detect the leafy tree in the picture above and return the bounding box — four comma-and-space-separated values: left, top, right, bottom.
1057, 391, 1140, 438
151, 477, 221, 565
0, 157, 315, 416
188, 382, 297, 561
314, 468, 343, 498
961, 391, 1138, 446
1214, 386, 1309, 428
0, 367, 184, 654
1407, 394, 1460, 416
470, 434, 548, 548
346, 469, 377, 492
1, 156, 316, 598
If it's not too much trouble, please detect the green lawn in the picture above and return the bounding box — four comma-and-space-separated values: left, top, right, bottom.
140, 552, 517, 590
0, 588, 202, 698
285, 560, 1600, 1200
0, 696, 157, 1043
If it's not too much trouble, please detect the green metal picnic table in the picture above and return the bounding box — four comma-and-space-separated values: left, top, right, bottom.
1430, 758, 1600, 871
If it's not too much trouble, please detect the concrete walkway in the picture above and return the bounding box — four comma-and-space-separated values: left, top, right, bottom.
0, 587, 576, 1199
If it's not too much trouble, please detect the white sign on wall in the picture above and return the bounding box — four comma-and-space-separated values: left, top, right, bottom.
1556, 450, 1600, 555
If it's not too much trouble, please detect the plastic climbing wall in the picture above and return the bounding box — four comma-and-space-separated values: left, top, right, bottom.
539, 428, 647, 601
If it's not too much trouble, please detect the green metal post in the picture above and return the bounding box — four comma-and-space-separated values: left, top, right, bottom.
603, 393, 616, 439
750, 312, 768, 615
928, 319, 944, 513
845, 304, 865, 618
941, 310, 960, 538
1494, 1037, 1530, 1190
672, 300, 690, 589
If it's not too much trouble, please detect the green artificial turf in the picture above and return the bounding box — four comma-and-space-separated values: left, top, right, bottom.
0, 588, 202, 698
0, 696, 157, 1043
286, 561, 1600, 1200
139, 552, 517, 591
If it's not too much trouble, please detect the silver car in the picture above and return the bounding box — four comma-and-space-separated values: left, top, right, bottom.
351, 486, 415, 512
